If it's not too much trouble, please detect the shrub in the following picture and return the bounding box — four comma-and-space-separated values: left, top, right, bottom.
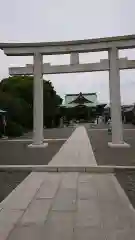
6, 122, 24, 137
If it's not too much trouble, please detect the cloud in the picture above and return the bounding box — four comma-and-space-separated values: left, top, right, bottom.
0, 0, 135, 104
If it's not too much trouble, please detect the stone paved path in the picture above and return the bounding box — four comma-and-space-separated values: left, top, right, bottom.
0, 172, 135, 240
0, 126, 135, 239
49, 126, 97, 166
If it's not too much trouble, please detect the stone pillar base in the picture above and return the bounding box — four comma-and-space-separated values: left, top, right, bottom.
28, 143, 48, 148
108, 142, 130, 148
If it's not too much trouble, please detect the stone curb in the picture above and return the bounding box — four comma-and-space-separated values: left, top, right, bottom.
0, 165, 135, 173
0, 138, 67, 142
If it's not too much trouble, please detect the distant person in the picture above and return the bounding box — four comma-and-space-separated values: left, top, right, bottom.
0, 117, 2, 137
107, 118, 112, 134
107, 118, 111, 124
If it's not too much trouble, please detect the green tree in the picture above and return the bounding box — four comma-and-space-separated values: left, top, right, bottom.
0, 76, 62, 134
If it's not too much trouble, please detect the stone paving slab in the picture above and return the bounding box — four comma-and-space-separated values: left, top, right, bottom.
43, 212, 74, 240
49, 126, 97, 166
76, 199, 102, 228
78, 181, 98, 199
61, 172, 78, 189
0, 209, 24, 240
2, 172, 135, 240
19, 199, 52, 225
5, 225, 46, 240
0, 172, 46, 210
52, 188, 77, 211
36, 173, 61, 199
105, 229, 135, 240
74, 227, 106, 240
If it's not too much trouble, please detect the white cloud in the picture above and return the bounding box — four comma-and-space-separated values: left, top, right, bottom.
0, 0, 135, 104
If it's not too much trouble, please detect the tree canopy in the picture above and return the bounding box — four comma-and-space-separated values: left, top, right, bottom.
0, 76, 62, 135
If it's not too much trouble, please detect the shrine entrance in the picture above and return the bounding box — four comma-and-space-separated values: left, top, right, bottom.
1, 34, 135, 147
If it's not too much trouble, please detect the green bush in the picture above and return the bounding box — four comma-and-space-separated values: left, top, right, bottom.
6, 122, 24, 137
0, 131, 2, 138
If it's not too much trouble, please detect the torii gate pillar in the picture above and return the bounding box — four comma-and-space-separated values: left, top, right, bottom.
29, 52, 48, 148
108, 47, 130, 148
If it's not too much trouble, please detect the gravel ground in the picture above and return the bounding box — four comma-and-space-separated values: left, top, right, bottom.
88, 122, 135, 130
20, 127, 75, 139
87, 128, 135, 166
116, 170, 135, 209
0, 127, 75, 165
0, 171, 30, 203
0, 141, 65, 165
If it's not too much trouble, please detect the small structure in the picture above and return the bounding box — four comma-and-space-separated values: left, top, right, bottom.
122, 105, 135, 124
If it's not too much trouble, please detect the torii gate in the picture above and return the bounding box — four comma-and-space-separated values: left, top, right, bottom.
1, 34, 135, 148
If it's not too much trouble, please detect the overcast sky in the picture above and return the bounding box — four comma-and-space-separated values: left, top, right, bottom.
0, 0, 135, 104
